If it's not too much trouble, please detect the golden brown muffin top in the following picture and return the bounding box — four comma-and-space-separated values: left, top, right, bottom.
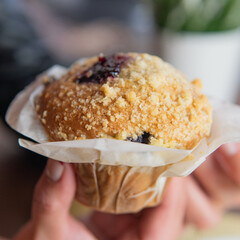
36, 53, 212, 150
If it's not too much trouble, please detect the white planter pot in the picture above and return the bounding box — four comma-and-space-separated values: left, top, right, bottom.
159, 29, 240, 102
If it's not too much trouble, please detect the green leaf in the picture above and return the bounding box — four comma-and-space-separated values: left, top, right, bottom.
153, 0, 240, 32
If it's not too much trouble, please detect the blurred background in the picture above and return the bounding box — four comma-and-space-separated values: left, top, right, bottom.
0, 0, 240, 239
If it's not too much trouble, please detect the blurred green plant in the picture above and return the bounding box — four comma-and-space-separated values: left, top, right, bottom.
153, 0, 240, 32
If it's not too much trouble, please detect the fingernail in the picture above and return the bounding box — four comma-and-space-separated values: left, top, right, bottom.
46, 160, 64, 181
223, 143, 238, 156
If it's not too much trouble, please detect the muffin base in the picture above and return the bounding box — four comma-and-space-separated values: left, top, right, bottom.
74, 163, 169, 213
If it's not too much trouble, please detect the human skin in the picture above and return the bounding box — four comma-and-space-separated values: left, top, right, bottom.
6, 143, 240, 240
12, 160, 186, 240
186, 143, 240, 228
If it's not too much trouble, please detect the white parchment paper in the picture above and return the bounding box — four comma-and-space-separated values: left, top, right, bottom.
6, 65, 240, 177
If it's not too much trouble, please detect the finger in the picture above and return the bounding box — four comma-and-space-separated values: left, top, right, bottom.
138, 177, 186, 240
32, 160, 76, 235
67, 216, 97, 240
87, 212, 137, 240
194, 155, 240, 208
216, 143, 240, 185
12, 222, 33, 240
185, 176, 221, 229
14, 160, 96, 240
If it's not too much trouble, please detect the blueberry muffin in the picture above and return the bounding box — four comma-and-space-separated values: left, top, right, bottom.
35, 53, 212, 213
36, 53, 212, 150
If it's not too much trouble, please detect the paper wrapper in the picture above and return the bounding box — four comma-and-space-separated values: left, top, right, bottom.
6, 65, 240, 213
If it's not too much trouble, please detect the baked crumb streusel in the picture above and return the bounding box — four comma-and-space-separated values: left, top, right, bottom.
36, 53, 212, 150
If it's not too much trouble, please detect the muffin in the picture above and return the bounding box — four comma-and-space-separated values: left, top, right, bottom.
35, 53, 212, 213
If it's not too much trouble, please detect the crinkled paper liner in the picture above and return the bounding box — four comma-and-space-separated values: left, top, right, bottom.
6, 64, 240, 213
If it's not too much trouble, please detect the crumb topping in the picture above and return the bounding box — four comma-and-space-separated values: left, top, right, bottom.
36, 53, 212, 150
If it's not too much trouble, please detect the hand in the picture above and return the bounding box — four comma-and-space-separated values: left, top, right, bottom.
185, 143, 240, 229
86, 178, 186, 240
13, 159, 187, 240
13, 160, 96, 240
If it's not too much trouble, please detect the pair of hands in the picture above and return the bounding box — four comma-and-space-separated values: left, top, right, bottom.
12, 143, 240, 240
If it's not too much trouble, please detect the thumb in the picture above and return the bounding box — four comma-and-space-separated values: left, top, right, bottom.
32, 159, 76, 233
14, 160, 97, 240
138, 178, 186, 240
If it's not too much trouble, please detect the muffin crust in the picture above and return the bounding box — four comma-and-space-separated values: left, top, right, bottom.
36, 53, 212, 150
